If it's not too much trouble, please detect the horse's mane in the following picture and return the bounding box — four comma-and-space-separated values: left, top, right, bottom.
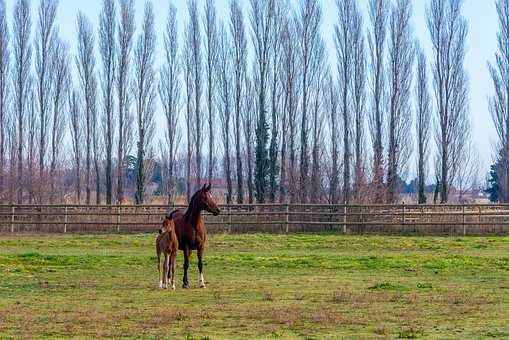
183, 190, 199, 221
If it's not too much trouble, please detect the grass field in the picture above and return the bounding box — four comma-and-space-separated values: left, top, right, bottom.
0, 233, 508, 339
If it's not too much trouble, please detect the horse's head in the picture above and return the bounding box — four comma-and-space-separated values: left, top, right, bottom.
194, 183, 220, 216
159, 216, 175, 234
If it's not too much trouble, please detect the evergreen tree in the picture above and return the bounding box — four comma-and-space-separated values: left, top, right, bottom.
255, 109, 269, 203
485, 164, 500, 203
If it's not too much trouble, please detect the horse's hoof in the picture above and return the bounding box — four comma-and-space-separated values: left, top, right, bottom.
199, 283, 206, 288
182, 283, 190, 289
172, 284, 176, 290
159, 282, 164, 289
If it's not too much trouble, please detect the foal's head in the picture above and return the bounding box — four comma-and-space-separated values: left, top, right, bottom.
192, 183, 220, 216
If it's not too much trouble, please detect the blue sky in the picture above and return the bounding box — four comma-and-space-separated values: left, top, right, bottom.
2, 0, 500, 176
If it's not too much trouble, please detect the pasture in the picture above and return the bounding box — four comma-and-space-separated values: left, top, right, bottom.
0, 233, 508, 339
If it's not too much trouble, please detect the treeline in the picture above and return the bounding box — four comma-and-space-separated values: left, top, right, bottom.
0, 0, 502, 206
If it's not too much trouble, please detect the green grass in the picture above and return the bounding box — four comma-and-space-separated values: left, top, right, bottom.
0, 233, 508, 339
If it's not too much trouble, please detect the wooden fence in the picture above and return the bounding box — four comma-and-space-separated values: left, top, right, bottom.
1, 203, 509, 235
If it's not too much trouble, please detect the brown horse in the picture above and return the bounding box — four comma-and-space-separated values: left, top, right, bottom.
161, 183, 220, 288
156, 218, 179, 289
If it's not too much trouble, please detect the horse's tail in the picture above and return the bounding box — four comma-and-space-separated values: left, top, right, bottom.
167, 209, 178, 219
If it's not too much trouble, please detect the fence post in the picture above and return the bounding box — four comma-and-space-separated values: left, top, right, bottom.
478, 206, 482, 228
360, 206, 364, 232
228, 206, 232, 233
462, 205, 466, 236
402, 204, 406, 225
64, 206, 68, 233
11, 206, 14, 233
343, 204, 347, 234
285, 204, 289, 233
117, 206, 121, 232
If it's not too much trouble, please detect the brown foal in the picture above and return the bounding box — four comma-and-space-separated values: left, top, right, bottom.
156, 218, 178, 289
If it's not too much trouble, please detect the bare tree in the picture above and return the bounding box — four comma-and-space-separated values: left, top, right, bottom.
49, 39, 69, 203
13, 0, 32, 204
35, 0, 57, 201
427, 0, 469, 203
76, 12, 95, 205
204, 0, 218, 184
243, 73, 256, 204
91, 77, 101, 204
296, 0, 322, 203
448, 99, 470, 202
280, 18, 299, 203
455, 131, 477, 202
278, 20, 290, 203
250, 0, 275, 203
116, 0, 135, 204
335, 0, 359, 203
268, 1, 285, 203
7, 113, 16, 203
27, 83, 36, 203
368, 0, 389, 203
69, 89, 82, 203
335, 0, 350, 204
231, 0, 247, 203
134, 1, 156, 204
183, 20, 194, 202
489, 0, 509, 202
386, 0, 414, 202
217, 21, 233, 204
0, 0, 8, 197
99, 0, 116, 204
326, 75, 340, 204
159, 136, 179, 205
186, 0, 202, 188
351, 8, 366, 202
159, 2, 180, 205
310, 57, 326, 204
415, 44, 431, 204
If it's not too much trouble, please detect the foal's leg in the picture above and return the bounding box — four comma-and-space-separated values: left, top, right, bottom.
163, 254, 170, 289
182, 247, 191, 289
168, 257, 172, 281
198, 248, 205, 288
170, 252, 176, 290
157, 248, 164, 289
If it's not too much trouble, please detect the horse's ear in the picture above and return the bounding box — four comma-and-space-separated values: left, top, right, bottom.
206, 183, 212, 191
201, 183, 207, 191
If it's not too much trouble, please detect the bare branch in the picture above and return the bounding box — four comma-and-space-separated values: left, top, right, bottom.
76, 12, 96, 204
116, 0, 135, 204
159, 2, 180, 205
13, 0, 32, 203
134, 1, 156, 204
386, 0, 414, 202
0, 0, 9, 198
99, 0, 116, 204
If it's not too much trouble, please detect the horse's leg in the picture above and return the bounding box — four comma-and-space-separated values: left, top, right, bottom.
198, 247, 205, 288
182, 247, 191, 289
157, 248, 163, 289
168, 257, 172, 281
170, 252, 176, 290
163, 253, 170, 289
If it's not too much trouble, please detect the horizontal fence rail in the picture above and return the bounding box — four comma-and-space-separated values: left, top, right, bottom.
1, 204, 509, 235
